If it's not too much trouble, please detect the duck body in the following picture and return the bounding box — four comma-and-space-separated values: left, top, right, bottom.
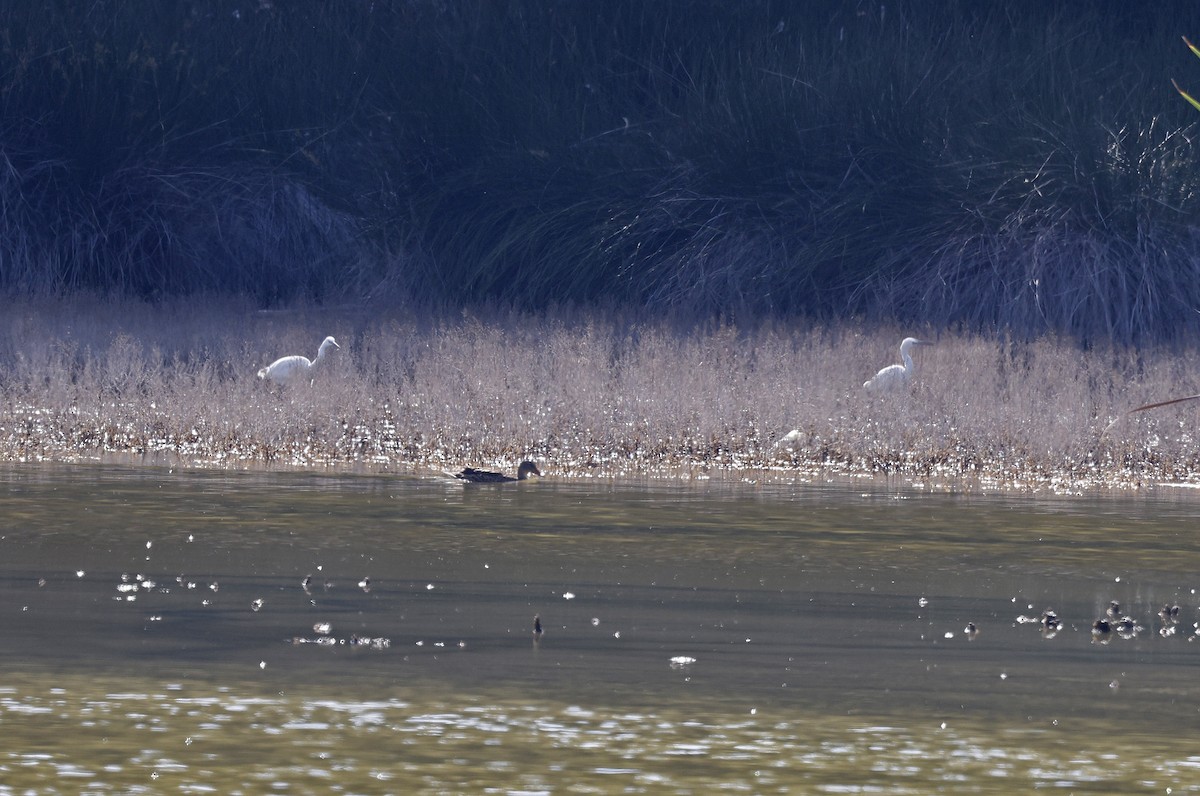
454, 461, 542, 483
258, 336, 340, 385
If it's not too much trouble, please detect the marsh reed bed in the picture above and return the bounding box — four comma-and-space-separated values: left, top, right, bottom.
2, 297, 1199, 490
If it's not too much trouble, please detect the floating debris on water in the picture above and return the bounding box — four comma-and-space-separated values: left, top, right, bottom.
292, 635, 337, 647
1159, 604, 1181, 637
1039, 609, 1060, 633
1016, 609, 1061, 639
1115, 616, 1141, 639
291, 630, 391, 650
348, 634, 390, 650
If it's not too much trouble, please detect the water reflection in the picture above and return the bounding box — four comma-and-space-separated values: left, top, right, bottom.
2, 463, 1200, 791
3, 674, 1200, 794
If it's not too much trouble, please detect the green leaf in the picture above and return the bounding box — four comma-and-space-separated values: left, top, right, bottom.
1173, 78, 1200, 112
1173, 38, 1200, 111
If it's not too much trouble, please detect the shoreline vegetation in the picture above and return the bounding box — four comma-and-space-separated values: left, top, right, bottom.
4, 4, 1200, 490
1, 3, 1200, 345
3, 297, 1200, 493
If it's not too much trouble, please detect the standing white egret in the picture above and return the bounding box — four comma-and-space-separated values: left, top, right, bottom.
257, 335, 340, 385
863, 337, 932, 391
773, 428, 804, 449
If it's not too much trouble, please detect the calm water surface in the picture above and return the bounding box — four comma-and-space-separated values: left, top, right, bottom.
2, 464, 1200, 793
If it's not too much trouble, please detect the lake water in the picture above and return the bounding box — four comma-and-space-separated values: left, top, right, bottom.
2, 464, 1200, 793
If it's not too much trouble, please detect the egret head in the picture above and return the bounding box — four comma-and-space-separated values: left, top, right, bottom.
898, 337, 931, 355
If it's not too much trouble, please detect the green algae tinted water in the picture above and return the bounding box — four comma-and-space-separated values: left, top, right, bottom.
1, 464, 1200, 794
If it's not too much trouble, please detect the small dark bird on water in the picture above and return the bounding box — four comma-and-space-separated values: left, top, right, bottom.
454, 461, 542, 483
533, 614, 544, 640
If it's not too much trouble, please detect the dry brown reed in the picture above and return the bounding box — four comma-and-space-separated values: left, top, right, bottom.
2, 296, 1199, 491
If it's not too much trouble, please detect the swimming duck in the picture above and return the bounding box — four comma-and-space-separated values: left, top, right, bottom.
454, 461, 542, 483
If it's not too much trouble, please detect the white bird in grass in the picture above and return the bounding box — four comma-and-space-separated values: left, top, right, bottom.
257, 336, 340, 385
773, 429, 803, 450
863, 337, 932, 391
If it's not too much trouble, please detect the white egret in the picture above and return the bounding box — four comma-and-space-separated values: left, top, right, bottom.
453, 461, 542, 483
864, 337, 932, 391
773, 429, 803, 449
257, 335, 340, 385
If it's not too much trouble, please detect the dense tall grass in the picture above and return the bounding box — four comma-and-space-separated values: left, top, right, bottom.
1, 3, 1200, 343
3, 296, 1200, 489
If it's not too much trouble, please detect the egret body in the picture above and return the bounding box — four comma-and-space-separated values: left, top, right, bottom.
773, 428, 804, 449
258, 336, 340, 385
864, 337, 931, 391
